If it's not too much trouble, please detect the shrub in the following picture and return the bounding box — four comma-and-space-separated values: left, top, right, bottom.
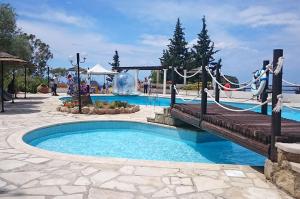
95, 101, 104, 108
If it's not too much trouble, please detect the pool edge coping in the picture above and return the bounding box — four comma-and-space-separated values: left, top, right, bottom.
7, 118, 261, 172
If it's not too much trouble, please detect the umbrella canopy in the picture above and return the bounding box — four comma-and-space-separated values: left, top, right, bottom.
87, 64, 118, 75
0, 52, 27, 66
1, 52, 27, 112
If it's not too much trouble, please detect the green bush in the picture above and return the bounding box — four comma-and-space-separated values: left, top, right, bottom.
15, 75, 47, 93
113, 101, 128, 108
95, 101, 104, 108
182, 82, 202, 90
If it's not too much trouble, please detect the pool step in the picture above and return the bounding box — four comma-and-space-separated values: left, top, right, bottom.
147, 108, 184, 127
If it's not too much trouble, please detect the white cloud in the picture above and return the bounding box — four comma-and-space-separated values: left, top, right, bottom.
19, 10, 95, 27
17, 20, 164, 69
140, 34, 169, 47
238, 6, 300, 27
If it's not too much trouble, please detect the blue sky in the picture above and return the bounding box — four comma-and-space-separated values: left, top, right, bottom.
3, 0, 300, 82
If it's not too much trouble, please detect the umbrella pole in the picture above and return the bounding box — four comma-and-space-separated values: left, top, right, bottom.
11, 70, 15, 103
1, 61, 4, 112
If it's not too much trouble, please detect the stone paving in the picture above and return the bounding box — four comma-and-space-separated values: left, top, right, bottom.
0, 94, 295, 199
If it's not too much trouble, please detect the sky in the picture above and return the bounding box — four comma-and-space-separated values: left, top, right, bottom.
2, 0, 300, 83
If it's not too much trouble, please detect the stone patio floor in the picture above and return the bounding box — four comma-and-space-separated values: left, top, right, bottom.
0, 94, 294, 199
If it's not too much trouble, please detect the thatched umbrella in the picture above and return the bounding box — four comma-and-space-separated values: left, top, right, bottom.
0, 52, 27, 112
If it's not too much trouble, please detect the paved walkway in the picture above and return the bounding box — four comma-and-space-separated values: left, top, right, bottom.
0, 94, 294, 199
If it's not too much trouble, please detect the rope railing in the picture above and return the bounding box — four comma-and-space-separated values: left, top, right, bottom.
174, 68, 202, 79
272, 94, 300, 112
205, 66, 271, 91
205, 88, 271, 112
284, 103, 300, 111
174, 85, 200, 102
282, 79, 300, 87
220, 71, 252, 86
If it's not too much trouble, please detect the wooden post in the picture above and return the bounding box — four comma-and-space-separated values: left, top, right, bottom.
201, 58, 208, 115
215, 61, 221, 103
24, 67, 27, 99
1, 61, 4, 112
261, 60, 270, 115
171, 65, 176, 106
77, 53, 82, 114
270, 49, 283, 161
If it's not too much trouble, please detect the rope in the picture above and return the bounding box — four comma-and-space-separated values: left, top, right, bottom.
205, 88, 271, 112
205, 66, 270, 91
220, 71, 252, 86
174, 68, 202, 79
174, 85, 200, 102
273, 57, 284, 75
283, 79, 300, 87
283, 103, 300, 111
272, 94, 300, 112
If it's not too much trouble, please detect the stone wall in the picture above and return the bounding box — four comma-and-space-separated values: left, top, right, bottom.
265, 143, 300, 198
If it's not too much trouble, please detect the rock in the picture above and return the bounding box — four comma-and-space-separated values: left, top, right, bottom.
274, 169, 296, 196
88, 107, 95, 114
61, 107, 69, 113
71, 107, 79, 114
119, 107, 125, 113
264, 159, 278, 180
56, 106, 62, 111
95, 108, 104, 115
82, 106, 90, 114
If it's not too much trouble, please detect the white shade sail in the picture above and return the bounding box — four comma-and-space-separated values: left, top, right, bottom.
87, 64, 118, 75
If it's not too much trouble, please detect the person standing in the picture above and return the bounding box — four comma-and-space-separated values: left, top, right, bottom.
53, 75, 59, 96
67, 74, 74, 96
144, 77, 148, 94
49, 79, 54, 96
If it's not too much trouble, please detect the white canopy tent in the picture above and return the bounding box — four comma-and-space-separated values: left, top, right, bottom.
87, 64, 118, 75
87, 64, 118, 94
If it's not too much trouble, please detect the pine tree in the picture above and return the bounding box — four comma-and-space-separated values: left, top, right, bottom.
193, 16, 218, 68
109, 50, 120, 70
160, 18, 189, 83
107, 50, 120, 82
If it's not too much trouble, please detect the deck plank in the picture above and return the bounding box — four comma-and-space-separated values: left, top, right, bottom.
170, 103, 300, 156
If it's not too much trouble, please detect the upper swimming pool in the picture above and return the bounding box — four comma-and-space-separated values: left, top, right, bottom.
60, 95, 300, 121
23, 121, 265, 166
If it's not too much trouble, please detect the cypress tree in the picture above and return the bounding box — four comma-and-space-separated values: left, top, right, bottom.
193, 16, 218, 68
160, 18, 189, 83
107, 50, 120, 82
109, 50, 120, 70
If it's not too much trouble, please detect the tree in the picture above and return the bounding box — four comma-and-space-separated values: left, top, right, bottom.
107, 50, 120, 82
160, 18, 189, 83
0, 3, 16, 52
25, 33, 53, 77
10, 34, 32, 61
50, 67, 67, 78
192, 16, 218, 70
0, 3, 53, 78
109, 50, 120, 69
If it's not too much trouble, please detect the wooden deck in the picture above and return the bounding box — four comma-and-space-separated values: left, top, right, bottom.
170, 103, 300, 157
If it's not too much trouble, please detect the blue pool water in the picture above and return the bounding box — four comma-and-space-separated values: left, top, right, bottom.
24, 121, 265, 166
60, 95, 300, 121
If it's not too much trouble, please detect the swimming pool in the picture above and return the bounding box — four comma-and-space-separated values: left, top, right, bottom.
23, 121, 265, 166
60, 95, 300, 121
